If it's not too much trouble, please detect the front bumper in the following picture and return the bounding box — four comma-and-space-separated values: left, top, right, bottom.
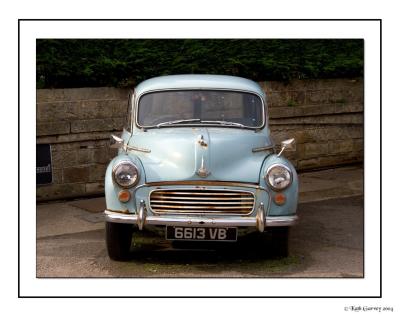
104, 204, 298, 232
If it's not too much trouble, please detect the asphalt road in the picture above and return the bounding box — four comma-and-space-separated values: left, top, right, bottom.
36, 195, 363, 278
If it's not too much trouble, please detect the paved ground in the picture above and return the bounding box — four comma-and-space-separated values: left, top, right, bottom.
36, 165, 363, 277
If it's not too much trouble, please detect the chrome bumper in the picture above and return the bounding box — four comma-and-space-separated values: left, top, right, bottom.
104, 208, 298, 232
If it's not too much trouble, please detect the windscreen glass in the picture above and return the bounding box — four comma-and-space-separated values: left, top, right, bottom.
137, 90, 263, 128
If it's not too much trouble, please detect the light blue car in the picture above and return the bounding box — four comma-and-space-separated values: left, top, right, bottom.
104, 75, 298, 260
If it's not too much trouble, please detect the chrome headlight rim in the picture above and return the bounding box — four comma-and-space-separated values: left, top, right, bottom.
112, 160, 140, 188
265, 163, 293, 191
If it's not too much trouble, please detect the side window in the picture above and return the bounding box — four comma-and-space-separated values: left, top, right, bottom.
124, 90, 134, 132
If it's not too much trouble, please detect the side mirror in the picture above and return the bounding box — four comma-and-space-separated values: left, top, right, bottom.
109, 134, 151, 153
110, 134, 124, 149
277, 138, 296, 157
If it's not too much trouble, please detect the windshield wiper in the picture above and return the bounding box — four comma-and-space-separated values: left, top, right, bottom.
156, 119, 245, 128
200, 120, 245, 128
156, 118, 201, 128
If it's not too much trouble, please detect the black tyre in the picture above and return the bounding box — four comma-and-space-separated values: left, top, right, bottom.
269, 226, 290, 257
105, 222, 133, 261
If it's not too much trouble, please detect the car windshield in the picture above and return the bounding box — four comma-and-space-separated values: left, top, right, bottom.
137, 90, 264, 128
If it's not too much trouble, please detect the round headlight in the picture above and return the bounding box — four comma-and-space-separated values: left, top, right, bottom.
112, 161, 140, 188
265, 164, 292, 191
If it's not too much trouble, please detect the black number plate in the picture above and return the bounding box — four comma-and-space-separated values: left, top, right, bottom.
166, 226, 237, 241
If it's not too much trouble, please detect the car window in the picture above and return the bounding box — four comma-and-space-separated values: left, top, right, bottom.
137, 90, 263, 128
124, 90, 134, 132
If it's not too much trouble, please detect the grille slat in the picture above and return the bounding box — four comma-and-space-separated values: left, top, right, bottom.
151, 200, 253, 205
150, 196, 254, 201
152, 191, 246, 196
151, 204, 253, 209
151, 209, 248, 214
149, 189, 255, 215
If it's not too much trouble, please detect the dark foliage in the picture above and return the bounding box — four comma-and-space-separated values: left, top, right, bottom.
36, 39, 363, 88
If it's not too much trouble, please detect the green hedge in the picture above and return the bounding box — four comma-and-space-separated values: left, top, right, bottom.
36, 39, 363, 88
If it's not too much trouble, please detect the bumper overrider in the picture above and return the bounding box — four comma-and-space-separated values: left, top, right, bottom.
105, 191, 298, 233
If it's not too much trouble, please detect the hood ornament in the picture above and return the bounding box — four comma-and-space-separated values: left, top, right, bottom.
196, 156, 210, 178
198, 134, 208, 147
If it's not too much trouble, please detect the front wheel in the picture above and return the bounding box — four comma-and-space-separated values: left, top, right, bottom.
268, 226, 290, 257
105, 222, 133, 261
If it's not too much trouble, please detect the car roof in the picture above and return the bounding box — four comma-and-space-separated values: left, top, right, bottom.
135, 74, 265, 97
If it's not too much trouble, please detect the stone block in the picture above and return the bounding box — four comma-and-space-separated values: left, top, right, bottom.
93, 147, 114, 164
353, 139, 364, 152
51, 168, 63, 184
269, 90, 306, 107
37, 132, 111, 146
37, 89, 67, 103
302, 127, 328, 142
36, 101, 76, 122
69, 100, 113, 119
305, 126, 363, 142
269, 103, 362, 119
304, 143, 329, 158
284, 150, 298, 161
290, 90, 306, 106
51, 150, 78, 169
269, 91, 289, 107
63, 166, 90, 183
88, 164, 108, 182
269, 106, 297, 118
328, 140, 354, 154
306, 89, 331, 104
37, 87, 129, 102
76, 148, 95, 164
297, 152, 363, 171
294, 143, 305, 157
317, 156, 342, 168
329, 87, 363, 104
318, 153, 362, 168
36, 121, 70, 136
36, 183, 86, 201
70, 118, 115, 133
339, 140, 355, 153
69, 87, 129, 101
270, 113, 363, 126
35, 99, 125, 123
297, 158, 319, 170
270, 130, 292, 144
265, 79, 317, 92
113, 117, 125, 130
85, 182, 105, 194
52, 139, 110, 151
294, 129, 312, 145
112, 100, 129, 117
258, 81, 272, 93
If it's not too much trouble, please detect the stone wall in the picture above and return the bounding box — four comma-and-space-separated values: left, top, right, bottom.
36, 78, 363, 201
36, 88, 128, 201
262, 78, 363, 170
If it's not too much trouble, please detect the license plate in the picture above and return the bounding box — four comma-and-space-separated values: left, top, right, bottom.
166, 226, 237, 241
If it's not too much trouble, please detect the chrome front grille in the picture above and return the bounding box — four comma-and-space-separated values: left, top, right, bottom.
149, 189, 255, 215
